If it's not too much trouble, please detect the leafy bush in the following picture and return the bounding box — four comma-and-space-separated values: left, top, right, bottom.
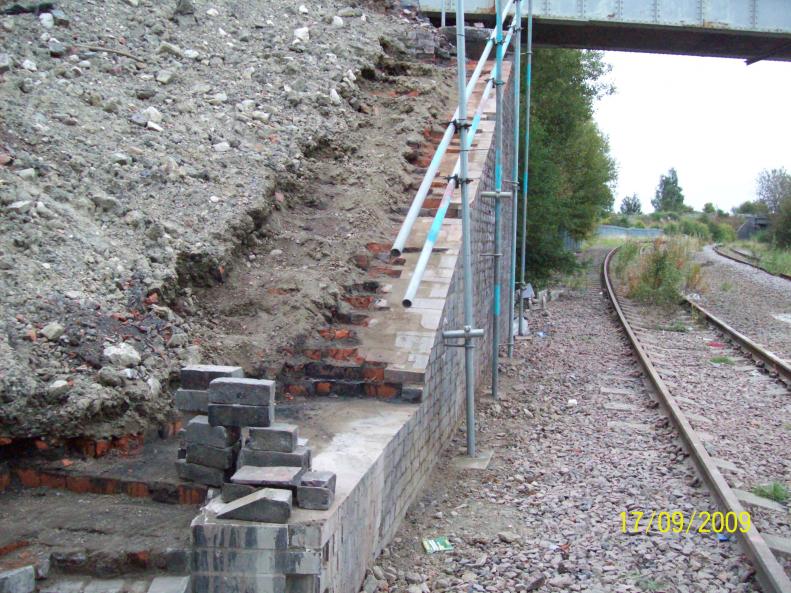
679, 218, 711, 241
706, 221, 736, 243
614, 237, 702, 305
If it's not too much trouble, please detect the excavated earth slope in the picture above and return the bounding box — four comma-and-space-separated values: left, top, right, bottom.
0, 0, 455, 440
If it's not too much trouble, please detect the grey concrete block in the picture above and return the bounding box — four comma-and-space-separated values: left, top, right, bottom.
174, 388, 208, 413
299, 471, 336, 493
248, 423, 299, 453
0, 566, 35, 593
191, 549, 320, 575
221, 482, 257, 503
208, 404, 274, 428
286, 575, 320, 593
238, 446, 311, 470
147, 576, 190, 593
84, 580, 125, 593
175, 459, 229, 487
191, 513, 287, 550
185, 415, 240, 448
288, 524, 322, 549
401, 384, 424, 403
191, 574, 285, 593
181, 365, 244, 390
186, 443, 238, 470
232, 465, 304, 489
296, 486, 334, 510
39, 580, 88, 593
216, 488, 292, 523
209, 377, 275, 406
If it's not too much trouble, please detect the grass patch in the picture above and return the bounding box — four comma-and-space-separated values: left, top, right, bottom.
752, 482, 789, 503
729, 241, 791, 276
635, 577, 668, 592
656, 320, 688, 332
613, 237, 703, 305
719, 281, 732, 292
709, 355, 734, 365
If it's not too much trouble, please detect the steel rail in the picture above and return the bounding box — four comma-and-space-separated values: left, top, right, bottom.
602, 247, 791, 593
390, 0, 515, 258
684, 298, 791, 383
713, 245, 791, 282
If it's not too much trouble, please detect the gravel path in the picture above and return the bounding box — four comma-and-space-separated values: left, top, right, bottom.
697, 245, 791, 363
369, 250, 758, 593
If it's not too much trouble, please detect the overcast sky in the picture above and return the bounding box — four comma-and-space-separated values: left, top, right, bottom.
593, 52, 791, 214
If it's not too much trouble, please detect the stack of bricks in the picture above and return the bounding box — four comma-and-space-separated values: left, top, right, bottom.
174, 365, 336, 519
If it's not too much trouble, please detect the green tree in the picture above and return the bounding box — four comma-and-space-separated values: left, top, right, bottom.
732, 200, 769, 215
757, 167, 791, 213
773, 195, 791, 247
520, 49, 616, 284
651, 168, 685, 212
620, 194, 642, 215
703, 202, 716, 214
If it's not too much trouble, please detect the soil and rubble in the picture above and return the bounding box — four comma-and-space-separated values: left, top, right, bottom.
0, 0, 455, 440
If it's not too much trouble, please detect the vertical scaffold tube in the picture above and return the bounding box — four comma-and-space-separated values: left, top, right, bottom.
490, 0, 505, 399
454, 0, 476, 458
518, 0, 533, 336
506, 0, 521, 357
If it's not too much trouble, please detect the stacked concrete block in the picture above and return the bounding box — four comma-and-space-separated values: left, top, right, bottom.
296, 471, 336, 511
176, 416, 241, 487
208, 378, 275, 428
175, 365, 244, 413
190, 512, 324, 593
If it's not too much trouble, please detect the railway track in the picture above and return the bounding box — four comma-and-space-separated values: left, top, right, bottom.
603, 247, 791, 593
713, 245, 791, 282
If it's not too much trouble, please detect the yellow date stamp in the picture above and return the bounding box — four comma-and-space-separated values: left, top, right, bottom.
619, 510, 752, 535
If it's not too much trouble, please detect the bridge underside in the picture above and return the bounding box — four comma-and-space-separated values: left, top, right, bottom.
531, 20, 791, 63
424, 0, 791, 63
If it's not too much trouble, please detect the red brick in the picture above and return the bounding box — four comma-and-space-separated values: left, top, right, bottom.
0, 540, 29, 558
334, 329, 351, 340
286, 384, 308, 397
65, 475, 92, 494
343, 296, 374, 309
0, 470, 9, 493
95, 439, 111, 457
303, 349, 322, 361
126, 482, 150, 498
178, 485, 205, 505
315, 382, 332, 396
365, 242, 390, 254
39, 472, 66, 489
33, 439, 48, 451
362, 367, 385, 382
352, 255, 370, 270
127, 550, 150, 568
16, 468, 41, 488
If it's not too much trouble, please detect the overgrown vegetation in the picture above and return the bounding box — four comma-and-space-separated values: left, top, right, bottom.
752, 482, 789, 503
709, 355, 734, 365
729, 241, 791, 276
519, 49, 616, 286
613, 238, 703, 305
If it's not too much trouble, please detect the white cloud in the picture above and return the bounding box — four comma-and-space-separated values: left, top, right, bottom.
593, 51, 791, 213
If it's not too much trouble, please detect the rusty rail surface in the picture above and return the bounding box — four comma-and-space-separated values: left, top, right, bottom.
713, 244, 791, 282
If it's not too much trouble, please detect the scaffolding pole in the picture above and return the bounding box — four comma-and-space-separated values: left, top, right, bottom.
518, 0, 533, 336
506, 0, 522, 357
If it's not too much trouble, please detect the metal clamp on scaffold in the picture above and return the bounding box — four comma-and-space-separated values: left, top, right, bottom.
451, 119, 472, 132
442, 326, 485, 348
